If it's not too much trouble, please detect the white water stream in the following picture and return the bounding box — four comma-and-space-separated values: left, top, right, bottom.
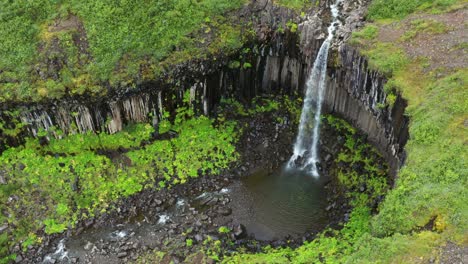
287, 0, 342, 177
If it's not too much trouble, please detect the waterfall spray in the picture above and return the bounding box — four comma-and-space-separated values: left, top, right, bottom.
287, 0, 342, 177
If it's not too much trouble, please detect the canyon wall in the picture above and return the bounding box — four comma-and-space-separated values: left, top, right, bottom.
0, 3, 408, 175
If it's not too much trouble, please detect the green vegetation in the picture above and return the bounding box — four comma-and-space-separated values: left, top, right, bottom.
362, 43, 410, 76
326, 115, 389, 209
274, 0, 317, 10
367, 0, 461, 19
0, 0, 247, 103
218, 226, 231, 234
0, 94, 239, 262
350, 25, 379, 45
400, 19, 449, 41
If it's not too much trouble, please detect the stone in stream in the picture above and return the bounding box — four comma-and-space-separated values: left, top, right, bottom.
233, 224, 246, 239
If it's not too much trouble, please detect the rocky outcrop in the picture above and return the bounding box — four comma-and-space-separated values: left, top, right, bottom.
324, 46, 408, 175
0, 0, 408, 174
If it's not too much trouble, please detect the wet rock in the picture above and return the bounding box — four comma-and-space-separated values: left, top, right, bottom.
206, 197, 219, 206
199, 195, 213, 206
325, 202, 336, 211
233, 224, 246, 239
70, 257, 78, 263
217, 207, 232, 216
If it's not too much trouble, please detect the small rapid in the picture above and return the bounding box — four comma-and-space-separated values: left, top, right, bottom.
287, 0, 342, 177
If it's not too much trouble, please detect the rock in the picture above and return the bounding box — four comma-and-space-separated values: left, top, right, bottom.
154, 199, 163, 206
84, 241, 94, 251
70, 257, 78, 263
84, 219, 94, 228
132, 242, 140, 249
195, 234, 203, 242
117, 252, 128, 258
206, 197, 219, 206
0, 224, 8, 233
217, 207, 232, 216
233, 224, 246, 239
14, 255, 23, 263
0, 174, 6, 185
199, 195, 213, 206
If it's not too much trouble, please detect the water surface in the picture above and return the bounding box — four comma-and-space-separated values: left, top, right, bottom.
230, 166, 329, 240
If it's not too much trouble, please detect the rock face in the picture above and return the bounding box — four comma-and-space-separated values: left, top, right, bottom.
324, 46, 409, 175
0, 1, 408, 174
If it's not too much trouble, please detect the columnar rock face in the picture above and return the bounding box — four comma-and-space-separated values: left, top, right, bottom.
324, 46, 409, 175
0, 1, 408, 174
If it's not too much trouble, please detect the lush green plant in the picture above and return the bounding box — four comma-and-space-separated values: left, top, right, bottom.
218, 226, 231, 234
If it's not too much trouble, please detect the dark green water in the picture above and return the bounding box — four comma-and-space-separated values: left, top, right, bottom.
231, 166, 329, 240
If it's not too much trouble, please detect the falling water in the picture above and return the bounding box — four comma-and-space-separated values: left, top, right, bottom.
287, 0, 342, 177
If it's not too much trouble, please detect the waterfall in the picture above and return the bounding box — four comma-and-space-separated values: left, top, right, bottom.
287, 0, 342, 177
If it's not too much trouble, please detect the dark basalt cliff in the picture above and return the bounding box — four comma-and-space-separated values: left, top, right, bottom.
0, 0, 408, 175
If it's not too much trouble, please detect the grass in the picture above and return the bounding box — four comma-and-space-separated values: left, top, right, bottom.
400, 19, 449, 41
0, 0, 247, 103
274, 0, 318, 10
367, 0, 461, 20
